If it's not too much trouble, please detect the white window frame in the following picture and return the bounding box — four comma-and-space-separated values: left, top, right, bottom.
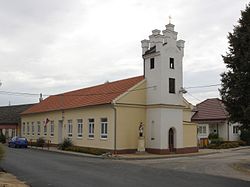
11, 129, 16, 137
68, 120, 73, 137
50, 121, 54, 137
88, 118, 94, 138
27, 122, 30, 135
31, 122, 35, 136
233, 125, 239, 134
198, 125, 207, 135
44, 122, 47, 136
22, 122, 25, 135
100, 118, 108, 139
77, 119, 83, 138
37, 121, 41, 136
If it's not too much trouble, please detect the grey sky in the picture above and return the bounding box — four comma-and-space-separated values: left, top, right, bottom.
0, 0, 249, 106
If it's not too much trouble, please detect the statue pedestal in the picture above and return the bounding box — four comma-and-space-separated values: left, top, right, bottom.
137, 137, 145, 152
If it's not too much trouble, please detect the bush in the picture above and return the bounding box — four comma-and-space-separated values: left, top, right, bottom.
65, 146, 108, 155
207, 142, 240, 149
240, 129, 250, 145
237, 140, 247, 146
210, 138, 223, 145
36, 138, 45, 147
0, 144, 4, 161
58, 138, 72, 150
208, 133, 219, 140
0, 134, 6, 144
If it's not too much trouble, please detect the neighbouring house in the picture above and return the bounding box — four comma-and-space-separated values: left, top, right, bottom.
192, 98, 241, 146
0, 104, 34, 139
21, 23, 198, 154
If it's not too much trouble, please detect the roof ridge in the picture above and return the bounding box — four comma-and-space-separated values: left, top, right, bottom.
55, 75, 144, 96
22, 75, 145, 115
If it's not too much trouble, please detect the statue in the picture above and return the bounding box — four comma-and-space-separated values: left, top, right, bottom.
139, 122, 144, 137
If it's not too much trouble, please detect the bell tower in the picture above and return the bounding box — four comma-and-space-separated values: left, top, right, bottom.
141, 23, 185, 153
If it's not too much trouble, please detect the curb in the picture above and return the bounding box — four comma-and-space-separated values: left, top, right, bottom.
27, 146, 219, 160
27, 146, 102, 159
26, 146, 250, 161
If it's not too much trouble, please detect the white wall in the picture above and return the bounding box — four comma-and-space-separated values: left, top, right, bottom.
229, 122, 241, 141
146, 108, 183, 149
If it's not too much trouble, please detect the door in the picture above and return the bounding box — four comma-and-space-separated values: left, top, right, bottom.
169, 128, 174, 152
58, 120, 63, 144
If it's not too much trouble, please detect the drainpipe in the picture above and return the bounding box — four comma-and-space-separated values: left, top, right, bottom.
112, 104, 117, 154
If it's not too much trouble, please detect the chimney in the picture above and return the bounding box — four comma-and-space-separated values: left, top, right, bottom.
39, 93, 43, 102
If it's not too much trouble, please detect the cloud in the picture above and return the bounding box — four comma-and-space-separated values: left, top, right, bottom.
0, 0, 249, 106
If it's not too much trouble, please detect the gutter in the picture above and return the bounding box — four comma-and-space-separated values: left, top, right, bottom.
112, 103, 117, 154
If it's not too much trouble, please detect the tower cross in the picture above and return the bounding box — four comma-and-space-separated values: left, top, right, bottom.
169, 15, 172, 24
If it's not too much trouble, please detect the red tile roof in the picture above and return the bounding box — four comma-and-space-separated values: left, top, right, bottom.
191, 98, 228, 122
22, 76, 144, 115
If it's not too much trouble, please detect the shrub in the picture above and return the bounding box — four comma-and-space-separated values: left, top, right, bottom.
240, 129, 250, 145
207, 142, 240, 149
65, 146, 108, 155
208, 133, 219, 140
58, 138, 72, 150
36, 138, 45, 147
0, 134, 6, 144
237, 140, 247, 146
210, 138, 223, 145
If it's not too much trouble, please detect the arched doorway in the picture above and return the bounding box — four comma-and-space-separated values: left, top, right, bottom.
168, 128, 175, 152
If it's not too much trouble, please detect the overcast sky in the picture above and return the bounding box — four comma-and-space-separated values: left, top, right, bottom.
0, 0, 249, 106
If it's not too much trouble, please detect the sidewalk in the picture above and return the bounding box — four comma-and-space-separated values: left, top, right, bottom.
28, 146, 250, 160
0, 171, 29, 187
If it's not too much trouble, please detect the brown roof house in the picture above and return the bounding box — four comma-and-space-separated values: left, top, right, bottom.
192, 98, 241, 144
0, 104, 34, 139
20, 23, 199, 154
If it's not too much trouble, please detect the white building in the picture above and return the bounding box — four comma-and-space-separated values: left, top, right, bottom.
192, 98, 241, 146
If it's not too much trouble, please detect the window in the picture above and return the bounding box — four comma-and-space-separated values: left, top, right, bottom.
233, 125, 239, 134
37, 121, 41, 136
11, 129, 16, 137
77, 119, 83, 138
31, 122, 34, 136
68, 120, 73, 137
150, 58, 155, 69
50, 121, 54, 137
88, 118, 94, 138
27, 122, 30, 135
170, 58, 174, 69
22, 122, 25, 135
169, 78, 175, 93
44, 123, 47, 136
100, 118, 108, 139
198, 125, 207, 135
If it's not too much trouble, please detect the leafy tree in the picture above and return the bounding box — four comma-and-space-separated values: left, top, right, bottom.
220, 3, 250, 130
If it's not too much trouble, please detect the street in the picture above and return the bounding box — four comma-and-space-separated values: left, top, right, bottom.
1, 146, 250, 187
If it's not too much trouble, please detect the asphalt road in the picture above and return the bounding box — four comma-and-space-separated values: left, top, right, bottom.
1, 147, 250, 187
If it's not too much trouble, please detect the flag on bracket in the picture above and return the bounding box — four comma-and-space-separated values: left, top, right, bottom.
44, 118, 50, 127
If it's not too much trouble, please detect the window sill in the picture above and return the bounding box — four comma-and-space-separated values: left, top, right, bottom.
88, 137, 94, 140
100, 138, 107, 141
77, 136, 83, 139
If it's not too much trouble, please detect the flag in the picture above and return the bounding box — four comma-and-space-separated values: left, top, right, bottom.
44, 118, 50, 127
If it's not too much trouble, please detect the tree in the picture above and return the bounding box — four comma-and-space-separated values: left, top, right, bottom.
220, 3, 250, 130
